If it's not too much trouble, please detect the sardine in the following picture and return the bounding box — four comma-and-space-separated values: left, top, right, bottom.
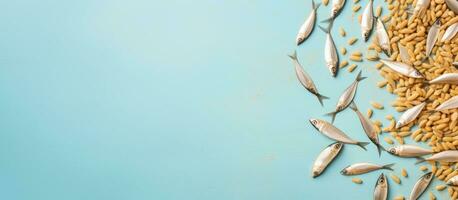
319, 20, 339, 77
417, 150, 458, 164
326, 71, 366, 122
341, 163, 394, 175
312, 142, 344, 178
374, 173, 388, 200
446, 0, 458, 14
398, 43, 411, 64
410, 0, 430, 22
296, 0, 321, 45
322, 0, 346, 22
428, 73, 458, 85
361, 0, 374, 42
425, 19, 441, 58
309, 118, 369, 150
288, 51, 329, 105
409, 172, 433, 200
395, 102, 427, 129
376, 18, 391, 56
387, 144, 433, 158
447, 175, 458, 186
379, 59, 424, 78
441, 22, 458, 42
349, 102, 384, 156
435, 95, 458, 111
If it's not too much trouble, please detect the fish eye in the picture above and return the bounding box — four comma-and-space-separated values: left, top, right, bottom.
334, 143, 341, 149
426, 174, 431, 179
379, 178, 384, 183
311, 120, 317, 125
389, 148, 396, 154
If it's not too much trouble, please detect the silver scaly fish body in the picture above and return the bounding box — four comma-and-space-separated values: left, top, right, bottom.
349, 103, 383, 155
376, 18, 390, 55
309, 118, 369, 150
312, 142, 344, 178
379, 59, 424, 78
296, 0, 320, 45
387, 144, 433, 157
424, 150, 458, 162
447, 175, 458, 186
341, 163, 393, 175
398, 43, 411, 64
409, 172, 433, 200
428, 73, 458, 84
441, 22, 458, 42
360, 0, 374, 41
426, 19, 441, 57
446, 0, 458, 14
396, 102, 427, 129
435, 95, 458, 111
324, 33, 338, 76
374, 173, 388, 200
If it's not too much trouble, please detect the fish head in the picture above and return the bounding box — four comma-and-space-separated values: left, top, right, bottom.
411, 70, 424, 78
376, 173, 387, 187
363, 31, 370, 42
312, 171, 320, 178
421, 172, 433, 183
340, 168, 348, 175
330, 66, 337, 77
309, 118, 320, 127
296, 36, 305, 46
387, 147, 398, 155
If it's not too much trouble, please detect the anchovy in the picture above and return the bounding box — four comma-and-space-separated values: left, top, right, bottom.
447, 175, 458, 186
428, 73, 458, 85
396, 102, 427, 129
441, 22, 458, 42
374, 173, 388, 200
376, 18, 391, 56
361, 0, 374, 42
398, 43, 411, 64
425, 19, 441, 58
435, 95, 458, 111
309, 118, 369, 150
321, 0, 346, 22
379, 59, 424, 78
446, 0, 458, 15
288, 51, 329, 105
410, 0, 430, 23
387, 144, 433, 158
341, 163, 394, 175
416, 150, 458, 164
312, 142, 344, 178
296, 0, 321, 45
409, 172, 433, 200
319, 20, 339, 77
349, 102, 384, 156
326, 71, 366, 122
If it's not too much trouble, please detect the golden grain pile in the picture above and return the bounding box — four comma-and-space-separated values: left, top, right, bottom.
367, 0, 458, 198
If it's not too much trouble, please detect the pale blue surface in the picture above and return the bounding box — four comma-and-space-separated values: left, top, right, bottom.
0, 0, 448, 199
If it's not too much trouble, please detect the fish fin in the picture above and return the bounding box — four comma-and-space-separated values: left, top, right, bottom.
325, 111, 338, 123
415, 157, 426, 164
320, 16, 334, 24
318, 25, 328, 33
288, 51, 297, 60
312, 0, 321, 10
349, 101, 358, 112
355, 70, 367, 82
315, 93, 329, 106
382, 163, 395, 171
357, 142, 370, 151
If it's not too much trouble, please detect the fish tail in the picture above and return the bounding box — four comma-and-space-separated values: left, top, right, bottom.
320, 16, 334, 24
382, 163, 395, 171
356, 70, 367, 82
376, 143, 386, 157
318, 25, 328, 33
288, 51, 297, 60
325, 111, 338, 123
315, 93, 329, 106
348, 101, 358, 112
356, 142, 370, 151
312, 0, 321, 10
415, 157, 426, 164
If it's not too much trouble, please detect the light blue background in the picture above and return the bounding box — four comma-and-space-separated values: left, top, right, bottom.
0, 0, 448, 199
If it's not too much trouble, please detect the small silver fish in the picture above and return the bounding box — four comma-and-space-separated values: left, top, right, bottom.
447, 175, 458, 186
379, 59, 424, 78
376, 18, 391, 56
326, 71, 366, 122
425, 19, 441, 58
341, 163, 394, 175
409, 172, 433, 200
428, 73, 458, 85
387, 144, 433, 158
374, 173, 388, 200
410, 0, 430, 22
296, 0, 321, 45
322, 0, 346, 22
435, 95, 458, 111
361, 0, 374, 41
417, 150, 458, 164
312, 142, 344, 178
396, 102, 427, 129
398, 43, 411, 64
441, 22, 458, 42
446, 0, 458, 14
309, 118, 369, 150
319, 20, 339, 77
288, 51, 329, 105
349, 102, 384, 156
